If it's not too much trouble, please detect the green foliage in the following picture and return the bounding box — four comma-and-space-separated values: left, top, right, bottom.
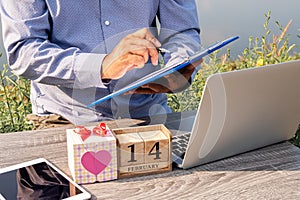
168, 11, 300, 147
0, 63, 33, 133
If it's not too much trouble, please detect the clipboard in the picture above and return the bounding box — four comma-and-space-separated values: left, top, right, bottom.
87, 35, 239, 108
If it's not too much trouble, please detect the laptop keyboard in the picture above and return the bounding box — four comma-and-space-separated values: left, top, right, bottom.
172, 132, 191, 158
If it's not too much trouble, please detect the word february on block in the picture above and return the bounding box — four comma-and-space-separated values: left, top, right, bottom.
66, 124, 118, 184
113, 124, 172, 178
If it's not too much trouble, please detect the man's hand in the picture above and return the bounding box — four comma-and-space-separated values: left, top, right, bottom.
128, 58, 203, 94
101, 28, 161, 80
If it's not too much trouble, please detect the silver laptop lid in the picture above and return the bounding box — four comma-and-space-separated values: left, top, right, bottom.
181, 60, 300, 169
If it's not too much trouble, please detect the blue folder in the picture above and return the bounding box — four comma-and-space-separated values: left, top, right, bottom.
87, 35, 239, 108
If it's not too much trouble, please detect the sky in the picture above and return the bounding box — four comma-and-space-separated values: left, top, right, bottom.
1, 0, 300, 67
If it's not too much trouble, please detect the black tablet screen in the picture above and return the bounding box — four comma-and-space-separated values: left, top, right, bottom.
0, 162, 83, 200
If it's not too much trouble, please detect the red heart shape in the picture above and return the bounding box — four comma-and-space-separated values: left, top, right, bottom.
81, 150, 112, 176
74, 126, 91, 141
93, 122, 107, 136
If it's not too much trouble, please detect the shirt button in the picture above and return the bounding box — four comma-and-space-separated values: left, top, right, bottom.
104, 20, 110, 26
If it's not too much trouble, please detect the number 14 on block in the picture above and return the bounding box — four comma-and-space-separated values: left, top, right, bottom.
113, 125, 172, 178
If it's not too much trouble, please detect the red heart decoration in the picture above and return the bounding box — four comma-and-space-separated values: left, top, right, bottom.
81, 150, 112, 176
74, 126, 91, 141
93, 122, 107, 136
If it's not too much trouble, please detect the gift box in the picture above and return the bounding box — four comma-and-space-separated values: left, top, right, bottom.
66, 123, 118, 184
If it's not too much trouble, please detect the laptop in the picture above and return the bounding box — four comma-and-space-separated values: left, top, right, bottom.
140, 59, 300, 169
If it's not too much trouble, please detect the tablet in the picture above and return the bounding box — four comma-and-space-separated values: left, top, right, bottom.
86, 35, 239, 107
0, 158, 91, 200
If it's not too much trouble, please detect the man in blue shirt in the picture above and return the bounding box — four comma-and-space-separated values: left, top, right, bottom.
0, 1, 201, 125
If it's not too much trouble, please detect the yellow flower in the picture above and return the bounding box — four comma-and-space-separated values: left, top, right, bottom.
256, 58, 264, 66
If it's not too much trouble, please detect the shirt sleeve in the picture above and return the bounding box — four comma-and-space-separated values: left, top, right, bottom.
0, 1, 107, 89
157, 0, 201, 79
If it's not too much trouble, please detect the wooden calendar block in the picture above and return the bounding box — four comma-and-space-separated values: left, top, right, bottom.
142, 130, 169, 163
116, 132, 144, 167
113, 125, 172, 178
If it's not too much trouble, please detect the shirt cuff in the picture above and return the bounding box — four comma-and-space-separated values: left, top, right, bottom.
73, 53, 107, 89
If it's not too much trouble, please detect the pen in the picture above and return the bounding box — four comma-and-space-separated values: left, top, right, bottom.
157, 47, 170, 54
146, 47, 170, 66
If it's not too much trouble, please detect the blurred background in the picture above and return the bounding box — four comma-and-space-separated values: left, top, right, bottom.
1, 0, 300, 68
196, 0, 300, 57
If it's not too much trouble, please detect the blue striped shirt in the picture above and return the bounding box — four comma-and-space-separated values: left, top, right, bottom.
0, 0, 200, 124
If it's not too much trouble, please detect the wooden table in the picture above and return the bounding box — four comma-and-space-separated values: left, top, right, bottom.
1, 118, 300, 200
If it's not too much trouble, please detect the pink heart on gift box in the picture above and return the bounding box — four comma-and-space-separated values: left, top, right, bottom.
81, 150, 112, 176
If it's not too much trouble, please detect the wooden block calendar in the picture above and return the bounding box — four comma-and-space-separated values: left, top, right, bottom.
113, 124, 172, 178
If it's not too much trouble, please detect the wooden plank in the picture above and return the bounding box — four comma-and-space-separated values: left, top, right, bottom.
0, 122, 300, 199
84, 141, 300, 200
